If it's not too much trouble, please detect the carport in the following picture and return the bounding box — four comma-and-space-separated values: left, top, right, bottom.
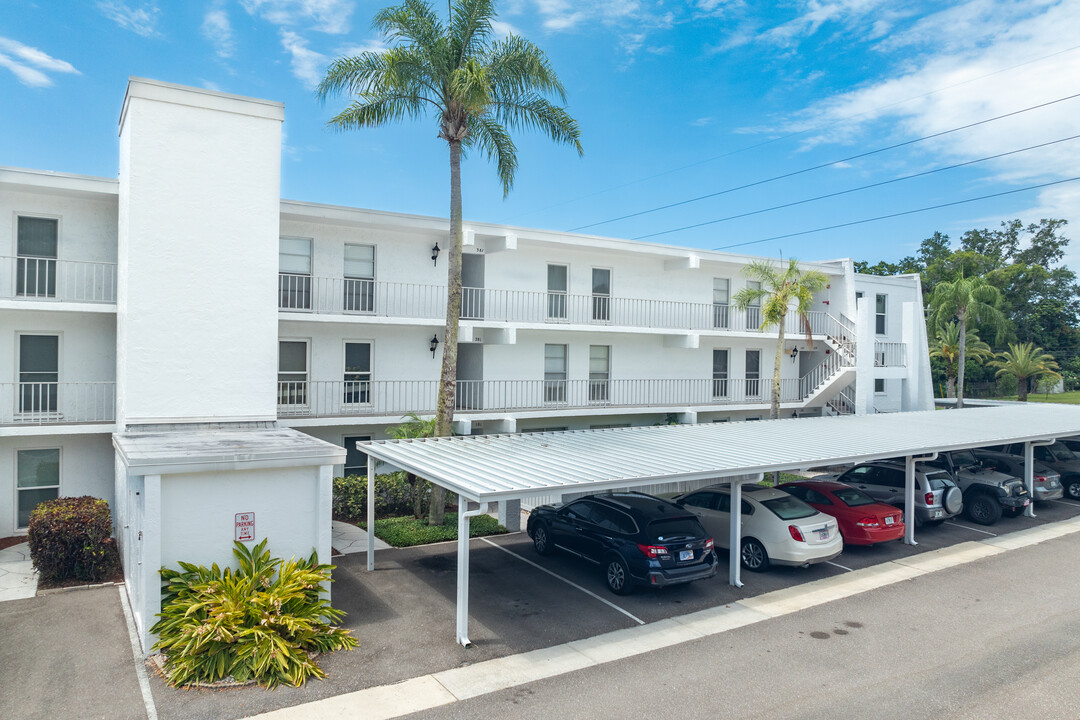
361, 404, 1080, 646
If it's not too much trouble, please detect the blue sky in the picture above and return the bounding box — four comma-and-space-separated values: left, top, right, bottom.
2, 0, 1079, 267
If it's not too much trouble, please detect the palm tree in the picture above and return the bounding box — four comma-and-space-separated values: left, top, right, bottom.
988, 343, 1061, 401
733, 259, 829, 420
318, 0, 582, 525
927, 273, 1006, 408
928, 322, 993, 398
387, 414, 437, 519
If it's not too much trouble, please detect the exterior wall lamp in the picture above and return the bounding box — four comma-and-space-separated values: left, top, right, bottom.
789, 346, 799, 363
430, 334, 440, 357
431, 242, 440, 266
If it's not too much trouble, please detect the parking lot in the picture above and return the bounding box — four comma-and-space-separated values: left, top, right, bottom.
149, 495, 1080, 720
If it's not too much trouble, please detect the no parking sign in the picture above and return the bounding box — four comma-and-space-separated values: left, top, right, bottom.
235, 512, 255, 542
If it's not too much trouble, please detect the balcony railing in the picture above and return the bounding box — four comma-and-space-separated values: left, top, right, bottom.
1, 256, 117, 304
875, 342, 907, 367
0, 382, 116, 425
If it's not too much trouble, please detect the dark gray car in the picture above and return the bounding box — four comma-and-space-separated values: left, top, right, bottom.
973, 449, 1063, 503
993, 443, 1080, 501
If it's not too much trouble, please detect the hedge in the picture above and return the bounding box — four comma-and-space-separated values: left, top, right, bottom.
333, 473, 458, 522
27, 496, 118, 583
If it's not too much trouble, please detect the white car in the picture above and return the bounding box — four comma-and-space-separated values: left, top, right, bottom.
672, 485, 842, 571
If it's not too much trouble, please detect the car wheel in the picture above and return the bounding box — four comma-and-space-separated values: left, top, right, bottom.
740, 538, 770, 572
1065, 478, 1080, 501
532, 524, 554, 556
966, 494, 1002, 526
605, 555, 633, 595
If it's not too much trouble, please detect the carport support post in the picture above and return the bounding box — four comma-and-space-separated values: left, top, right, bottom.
729, 479, 743, 588
1024, 442, 1036, 518
366, 454, 375, 572
904, 456, 917, 546
456, 502, 484, 647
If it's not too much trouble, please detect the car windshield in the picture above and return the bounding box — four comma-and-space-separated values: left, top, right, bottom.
646, 518, 702, 543
1052, 444, 1078, 461
951, 449, 979, 467
760, 495, 817, 520
832, 487, 876, 507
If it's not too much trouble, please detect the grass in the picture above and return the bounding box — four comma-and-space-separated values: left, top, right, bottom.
987, 391, 1080, 404
360, 512, 508, 548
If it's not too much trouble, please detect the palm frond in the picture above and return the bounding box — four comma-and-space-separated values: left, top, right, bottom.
467, 114, 518, 195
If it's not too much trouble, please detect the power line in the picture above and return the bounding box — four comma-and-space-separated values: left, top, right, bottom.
704, 177, 1080, 251
507, 43, 1080, 225
627, 134, 1080, 240
570, 92, 1080, 233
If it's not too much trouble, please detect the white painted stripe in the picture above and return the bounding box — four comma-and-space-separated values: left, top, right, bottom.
253, 675, 456, 720
826, 560, 853, 572
944, 521, 997, 536
118, 586, 158, 720
1047, 499, 1078, 506
479, 536, 645, 625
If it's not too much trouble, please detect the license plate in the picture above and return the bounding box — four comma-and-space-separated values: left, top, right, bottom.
884, 516, 895, 525
1050, 481, 1060, 488
933, 509, 944, 518
1023, 499, 1030, 506
679, 549, 694, 561
817, 529, 829, 540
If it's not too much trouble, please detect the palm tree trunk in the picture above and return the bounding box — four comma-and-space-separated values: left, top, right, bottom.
429, 138, 464, 526
946, 376, 956, 398
956, 316, 967, 409
1018, 376, 1028, 402
771, 321, 784, 420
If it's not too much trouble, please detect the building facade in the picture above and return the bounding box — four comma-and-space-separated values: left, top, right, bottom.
0, 78, 933, 539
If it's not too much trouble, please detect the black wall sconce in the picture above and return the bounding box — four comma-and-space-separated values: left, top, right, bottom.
789, 346, 799, 364
430, 334, 440, 357
431, 242, 440, 266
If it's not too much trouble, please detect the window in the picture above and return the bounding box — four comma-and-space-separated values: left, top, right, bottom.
589, 345, 610, 403
17, 448, 59, 529
344, 342, 371, 404
544, 344, 567, 403
547, 264, 568, 320
875, 378, 885, 394
875, 293, 887, 335
279, 237, 312, 310
591, 268, 611, 322
278, 340, 308, 407
713, 278, 730, 329
746, 280, 761, 328
19, 334, 58, 415
344, 244, 375, 313
746, 349, 761, 398
682, 492, 720, 511
17, 216, 58, 298
712, 349, 729, 398
343, 435, 371, 476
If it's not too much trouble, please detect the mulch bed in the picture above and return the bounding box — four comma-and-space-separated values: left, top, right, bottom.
0, 536, 26, 552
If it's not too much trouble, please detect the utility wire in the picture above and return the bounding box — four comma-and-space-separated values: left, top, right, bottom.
627, 134, 1080, 240
570, 92, 1080, 233
702, 177, 1080, 251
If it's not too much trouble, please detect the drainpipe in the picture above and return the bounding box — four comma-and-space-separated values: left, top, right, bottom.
905, 452, 938, 546
456, 503, 485, 647
1025, 439, 1056, 518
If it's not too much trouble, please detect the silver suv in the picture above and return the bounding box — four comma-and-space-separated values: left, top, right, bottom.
817, 461, 963, 526
972, 449, 1063, 503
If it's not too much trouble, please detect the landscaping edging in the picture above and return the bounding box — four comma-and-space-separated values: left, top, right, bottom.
37, 580, 125, 596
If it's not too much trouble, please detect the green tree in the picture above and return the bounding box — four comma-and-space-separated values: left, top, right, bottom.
318, 0, 582, 525
927, 274, 1006, 408
387, 413, 437, 519
733, 259, 828, 420
988, 342, 1061, 401
928, 322, 992, 398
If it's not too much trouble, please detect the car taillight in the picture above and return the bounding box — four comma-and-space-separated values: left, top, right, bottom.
637, 544, 670, 559
705, 537, 714, 550
788, 525, 805, 542
855, 516, 880, 527
1036, 475, 1047, 483
924, 491, 935, 505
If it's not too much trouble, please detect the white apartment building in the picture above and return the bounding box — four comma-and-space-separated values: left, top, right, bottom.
0, 78, 933, 540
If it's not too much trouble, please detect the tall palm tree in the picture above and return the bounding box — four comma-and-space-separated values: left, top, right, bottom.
928, 322, 993, 399
988, 343, 1061, 401
387, 414, 437, 518
733, 259, 828, 420
318, 0, 582, 525
927, 273, 1006, 409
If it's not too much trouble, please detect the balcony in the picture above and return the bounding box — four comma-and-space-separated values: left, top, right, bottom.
874, 342, 907, 367
0, 382, 116, 426
0, 256, 117, 305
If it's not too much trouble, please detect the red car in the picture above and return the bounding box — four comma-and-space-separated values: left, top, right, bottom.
778, 480, 905, 546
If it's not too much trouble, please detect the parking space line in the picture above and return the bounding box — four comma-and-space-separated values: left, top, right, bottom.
943, 521, 997, 536
825, 560, 853, 572
1047, 499, 1078, 506
478, 537, 645, 626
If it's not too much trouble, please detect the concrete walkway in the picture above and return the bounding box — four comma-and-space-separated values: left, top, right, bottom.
332, 520, 391, 555
0, 543, 37, 602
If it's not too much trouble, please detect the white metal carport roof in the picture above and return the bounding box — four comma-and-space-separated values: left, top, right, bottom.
359, 404, 1080, 646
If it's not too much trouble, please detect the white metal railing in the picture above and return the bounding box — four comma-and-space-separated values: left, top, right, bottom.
875, 342, 907, 367
0, 256, 117, 304
0, 382, 116, 425
826, 385, 856, 415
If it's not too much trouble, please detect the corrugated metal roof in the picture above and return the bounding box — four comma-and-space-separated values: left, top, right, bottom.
361, 405, 1080, 502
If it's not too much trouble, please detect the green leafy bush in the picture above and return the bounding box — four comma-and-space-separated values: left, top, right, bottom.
367, 513, 508, 548
151, 539, 357, 688
27, 496, 117, 583
333, 472, 415, 519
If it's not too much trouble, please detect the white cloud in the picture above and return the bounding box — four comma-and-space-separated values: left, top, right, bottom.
202, 5, 235, 59
0, 37, 80, 88
280, 29, 328, 88
96, 1, 160, 37
690, 117, 713, 127
490, 19, 520, 39
241, 0, 355, 34
201, 79, 223, 91
335, 39, 389, 57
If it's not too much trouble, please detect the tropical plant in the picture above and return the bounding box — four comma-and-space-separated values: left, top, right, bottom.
317, 0, 582, 526
733, 259, 829, 419
388, 413, 438, 518
152, 540, 357, 688
27, 496, 118, 583
988, 342, 1062, 401
927, 273, 1006, 408
928, 322, 993, 398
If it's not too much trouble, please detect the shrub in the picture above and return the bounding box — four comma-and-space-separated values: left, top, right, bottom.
368, 513, 508, 548
333, 472, 431, 520
27, 496, 117, 583
152, 539, 357, 688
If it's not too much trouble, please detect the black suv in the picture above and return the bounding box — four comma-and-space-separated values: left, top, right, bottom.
527, 492, 718, 595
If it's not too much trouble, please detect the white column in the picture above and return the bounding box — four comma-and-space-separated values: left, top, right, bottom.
904, 457, 917, 546
729, 480, 743, 588
497, 499, 521, 532
316, 464, 334, 600
854, 296, 875, 415
456, 502, 484, 647
140, 474, 162, 654
366, 454, 376, 572
1024, 442, 1037, 518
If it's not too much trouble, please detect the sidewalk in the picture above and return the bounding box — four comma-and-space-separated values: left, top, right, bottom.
0, 542, 37, 602
332, 520, 391, 554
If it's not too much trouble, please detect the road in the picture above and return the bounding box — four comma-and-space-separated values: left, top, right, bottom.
403, 530, 1080, 720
